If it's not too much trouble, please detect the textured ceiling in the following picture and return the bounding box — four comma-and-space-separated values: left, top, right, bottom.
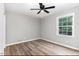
5, 3, 79, 18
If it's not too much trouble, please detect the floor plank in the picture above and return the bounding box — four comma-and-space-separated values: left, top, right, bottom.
4, 39, 79, 56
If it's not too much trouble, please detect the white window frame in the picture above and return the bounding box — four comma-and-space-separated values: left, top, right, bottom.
56, 13, 74, 37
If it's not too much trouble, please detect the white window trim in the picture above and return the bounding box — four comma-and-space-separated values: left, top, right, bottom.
56, 13, 74, 37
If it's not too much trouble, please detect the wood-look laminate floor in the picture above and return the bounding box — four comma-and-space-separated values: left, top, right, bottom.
4, 39, 79, 56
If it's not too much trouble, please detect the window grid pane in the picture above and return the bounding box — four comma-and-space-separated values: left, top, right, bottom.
58, 16, 72, 36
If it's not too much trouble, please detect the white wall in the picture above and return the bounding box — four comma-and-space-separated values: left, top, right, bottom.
0, 3, 5, 54
6, 12, 40, 44
41, 7, 79, 48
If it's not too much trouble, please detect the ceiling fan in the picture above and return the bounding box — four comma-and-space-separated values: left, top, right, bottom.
30, 3, 55, 14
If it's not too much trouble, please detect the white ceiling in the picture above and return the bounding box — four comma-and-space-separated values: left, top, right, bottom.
5, 3, 79, 18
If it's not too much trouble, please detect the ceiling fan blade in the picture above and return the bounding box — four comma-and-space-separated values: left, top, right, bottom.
37, 10, 41, 14
45, 6, 55, 9
44, 9, 49, 13
30, 9, 40, 10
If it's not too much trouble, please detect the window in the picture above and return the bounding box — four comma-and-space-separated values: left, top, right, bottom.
57, 13, 74, 37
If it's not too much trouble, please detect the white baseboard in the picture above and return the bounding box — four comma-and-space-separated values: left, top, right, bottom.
42, 38, 79, 51
6, 38, 79, 51
6, 38, 42, 46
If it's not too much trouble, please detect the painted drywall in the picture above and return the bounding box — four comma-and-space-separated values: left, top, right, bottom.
41, 6, 79, 48
6, 12, 40, 44
0, 3, 5, 54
